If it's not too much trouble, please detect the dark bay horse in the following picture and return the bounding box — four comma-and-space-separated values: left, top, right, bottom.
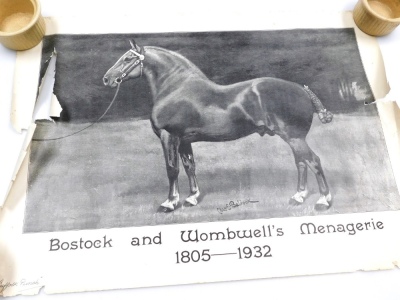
103, 40, 333, 211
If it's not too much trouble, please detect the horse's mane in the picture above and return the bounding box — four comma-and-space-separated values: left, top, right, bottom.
144, 46, 208, 79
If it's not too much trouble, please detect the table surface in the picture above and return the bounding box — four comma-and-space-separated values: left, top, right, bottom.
1, 0, 400, 299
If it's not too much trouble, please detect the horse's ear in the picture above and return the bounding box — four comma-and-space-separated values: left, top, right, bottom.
130, 39, 141, 51
129, 39, 136, 49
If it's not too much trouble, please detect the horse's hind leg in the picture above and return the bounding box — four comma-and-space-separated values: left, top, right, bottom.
287, 137, 332, 207
286, 138, 309, 203
160, 130, 181, 211
291, 160, 309, 204
179, 142, 200, 206
306, 152, 332, 207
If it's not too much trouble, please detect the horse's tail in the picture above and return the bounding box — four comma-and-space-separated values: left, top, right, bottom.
303, 85, 333, 124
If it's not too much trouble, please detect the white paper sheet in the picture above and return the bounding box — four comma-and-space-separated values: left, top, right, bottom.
1, 11, 400, 298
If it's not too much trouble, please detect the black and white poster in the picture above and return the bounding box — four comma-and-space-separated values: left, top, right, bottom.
1, 12, 400, 297
26, 28, 399, 231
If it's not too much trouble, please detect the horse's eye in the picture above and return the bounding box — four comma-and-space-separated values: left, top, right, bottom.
124, 56, 133, 62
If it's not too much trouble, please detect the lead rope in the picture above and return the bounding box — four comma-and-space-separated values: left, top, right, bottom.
33, 82, 121, 141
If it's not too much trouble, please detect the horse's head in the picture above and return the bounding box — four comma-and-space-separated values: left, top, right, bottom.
103, 39, 145, 88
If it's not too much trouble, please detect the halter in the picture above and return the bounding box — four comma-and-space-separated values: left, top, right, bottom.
115, 49, 145, 84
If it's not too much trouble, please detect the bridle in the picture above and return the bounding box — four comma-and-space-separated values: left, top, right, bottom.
115, 49, 145, 84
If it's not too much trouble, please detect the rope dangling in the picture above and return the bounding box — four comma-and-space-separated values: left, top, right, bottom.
33, 82, 121, 141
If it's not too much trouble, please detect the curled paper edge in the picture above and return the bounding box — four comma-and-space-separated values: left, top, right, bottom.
2, 49, 61, 208
10, 44, 43, 133
374, 89, 400, 108
32, 49, 59, 121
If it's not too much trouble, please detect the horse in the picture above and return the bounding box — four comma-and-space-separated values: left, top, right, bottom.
103, 39, 333, 211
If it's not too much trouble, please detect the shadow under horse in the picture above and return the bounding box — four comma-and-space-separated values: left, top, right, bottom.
103, 40, 333, 211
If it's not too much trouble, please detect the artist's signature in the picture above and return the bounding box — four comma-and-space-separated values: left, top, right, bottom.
217, 198, 259, 214
0, 278, 41, 293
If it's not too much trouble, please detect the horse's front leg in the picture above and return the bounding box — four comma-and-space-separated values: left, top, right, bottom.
160, 130, 181, 211
179, 142, 200, 206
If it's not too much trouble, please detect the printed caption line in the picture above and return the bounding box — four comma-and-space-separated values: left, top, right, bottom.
211, 252, 237, 256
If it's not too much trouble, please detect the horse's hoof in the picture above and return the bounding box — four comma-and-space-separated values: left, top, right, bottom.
315, 193, 332, 210
160, 197, 180, 211
290, 189, 308, 204
185, 191, 200, 206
